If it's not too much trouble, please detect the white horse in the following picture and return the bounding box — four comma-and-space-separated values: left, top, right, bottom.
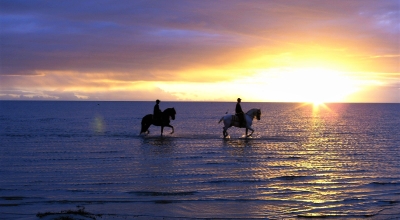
218, 108, 261, 138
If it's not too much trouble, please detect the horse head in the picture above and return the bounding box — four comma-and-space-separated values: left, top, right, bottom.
164, 107, 176, 120
247, 108, 261, 120
170, 107, 176, 120
256, 109, 261, 120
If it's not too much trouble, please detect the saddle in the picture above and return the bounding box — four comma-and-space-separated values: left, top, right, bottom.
231, 115, 240, 122
232, 115, 246, 127
152, 117, 167, 125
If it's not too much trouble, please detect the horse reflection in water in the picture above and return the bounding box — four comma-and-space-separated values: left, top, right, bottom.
219, 108, 261, 138
140, 108, 176, 136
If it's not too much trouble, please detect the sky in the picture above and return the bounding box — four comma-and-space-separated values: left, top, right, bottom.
0, 0, 399, 103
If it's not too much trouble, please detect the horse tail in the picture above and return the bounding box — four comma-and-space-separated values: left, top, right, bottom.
218, 116, 224, 124
140, 117, 146, 134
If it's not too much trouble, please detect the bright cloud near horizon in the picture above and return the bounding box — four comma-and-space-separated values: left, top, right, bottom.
0, 0, 399, 103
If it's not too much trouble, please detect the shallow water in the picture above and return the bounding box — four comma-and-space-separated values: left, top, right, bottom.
0, 101, 399, 219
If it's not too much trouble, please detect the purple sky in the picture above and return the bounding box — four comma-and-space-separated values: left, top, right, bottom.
1, 0, 399, 102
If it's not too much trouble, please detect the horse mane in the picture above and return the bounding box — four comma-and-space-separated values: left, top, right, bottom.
246, 108, 258, 114
163, 107, 175, 113
246, 108, 261, 119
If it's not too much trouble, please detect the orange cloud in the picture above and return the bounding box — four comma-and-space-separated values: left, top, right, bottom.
1, 1, 398, 102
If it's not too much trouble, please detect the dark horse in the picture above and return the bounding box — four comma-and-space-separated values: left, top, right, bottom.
140, 108, 176, 136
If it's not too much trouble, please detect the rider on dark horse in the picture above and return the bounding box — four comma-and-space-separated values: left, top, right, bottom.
236, 98, 245, 127
153, 99, 162, 123
141, 104, 176, 136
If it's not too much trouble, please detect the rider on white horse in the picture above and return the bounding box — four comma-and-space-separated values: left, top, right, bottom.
219, 107, 261, 138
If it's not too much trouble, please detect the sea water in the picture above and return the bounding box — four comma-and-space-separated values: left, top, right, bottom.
0, 101, 399, 219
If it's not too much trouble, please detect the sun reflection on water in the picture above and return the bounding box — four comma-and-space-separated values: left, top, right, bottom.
248, 103, 373, 217
91, 114, 105, 134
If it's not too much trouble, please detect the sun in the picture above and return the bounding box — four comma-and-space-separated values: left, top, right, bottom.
157, 67, 360, 102
263, 67, 359, 103
311, 100, 324, 107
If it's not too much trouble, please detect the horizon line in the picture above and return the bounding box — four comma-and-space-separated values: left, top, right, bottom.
1, 100, 399, 104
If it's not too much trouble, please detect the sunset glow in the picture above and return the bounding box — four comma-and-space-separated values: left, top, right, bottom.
0, 1, 399, 102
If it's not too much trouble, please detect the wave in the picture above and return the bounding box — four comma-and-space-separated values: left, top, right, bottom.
366, 181, 400, 186
128, 191, 198, 197
270, 175, 315, 181
0, 196, 26, 201
208, 179, 266, 184
2, 129, 301, 144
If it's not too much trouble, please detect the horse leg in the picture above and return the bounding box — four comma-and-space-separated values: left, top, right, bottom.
222, 128, 226, 137
164, 124, 174, 134
246, 128, 248, 137
161, 126, 164, 136
223, 127, 229, 138
146, 124, 151, 134
222, 118, 231, 138
247, 127, 254, 137
140, 115, 154, 135
140, 121, 147, 135
140, 123, 150, 135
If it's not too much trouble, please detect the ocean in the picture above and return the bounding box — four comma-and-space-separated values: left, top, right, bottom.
0, 101, 399, 219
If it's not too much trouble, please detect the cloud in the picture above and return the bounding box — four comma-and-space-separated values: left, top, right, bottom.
346, 82, 400, 103
0, 85, 179, 101
0, 0, 399, 102
0, 72, 180, 100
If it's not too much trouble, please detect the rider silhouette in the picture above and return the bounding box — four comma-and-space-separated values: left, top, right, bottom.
235, 98, 245, 127
153, 99, 162, 121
